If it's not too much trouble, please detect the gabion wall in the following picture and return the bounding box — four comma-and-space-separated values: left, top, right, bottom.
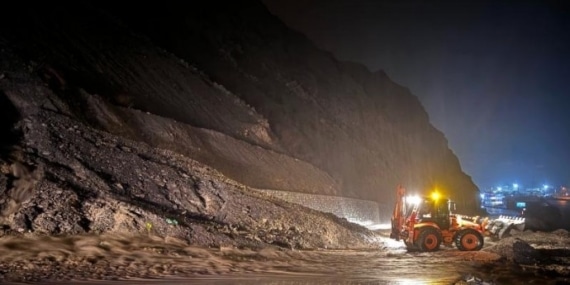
257, 189, 382, 225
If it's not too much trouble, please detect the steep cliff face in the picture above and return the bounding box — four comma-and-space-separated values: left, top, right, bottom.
101, 1, 478, 207
0, 1, 478, 211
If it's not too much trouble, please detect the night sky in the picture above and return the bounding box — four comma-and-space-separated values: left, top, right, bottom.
263, 0, 570, 190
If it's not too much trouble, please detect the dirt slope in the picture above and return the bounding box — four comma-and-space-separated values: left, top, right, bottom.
0, 47, 378, 251
0, 0, 479, 211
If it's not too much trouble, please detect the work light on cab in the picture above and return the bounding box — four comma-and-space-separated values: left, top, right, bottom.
431, 192, 441, 201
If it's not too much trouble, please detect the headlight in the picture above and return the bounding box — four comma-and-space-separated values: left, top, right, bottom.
405, 195, 421, 205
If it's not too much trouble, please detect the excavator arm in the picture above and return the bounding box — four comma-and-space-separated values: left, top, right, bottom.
390, 185, 406, 240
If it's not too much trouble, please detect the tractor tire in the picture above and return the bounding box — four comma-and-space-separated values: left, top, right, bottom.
455, 229, 484, 251
415, 228, 442, 252
404, 240, 418, 251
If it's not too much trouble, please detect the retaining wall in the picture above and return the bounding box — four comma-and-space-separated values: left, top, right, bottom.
256, 189, 384, 225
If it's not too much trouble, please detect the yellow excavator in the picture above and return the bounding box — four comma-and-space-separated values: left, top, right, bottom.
390, 185, 525, 251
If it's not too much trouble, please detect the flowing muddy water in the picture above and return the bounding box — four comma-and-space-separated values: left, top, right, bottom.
0, 232, 566, 284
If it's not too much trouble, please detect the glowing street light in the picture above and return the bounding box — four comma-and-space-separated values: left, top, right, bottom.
543, 184, 549, 190
513, 183, 519, 190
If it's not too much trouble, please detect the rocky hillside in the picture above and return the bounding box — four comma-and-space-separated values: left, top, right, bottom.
0, 46, 379, 249
105, 1, 478, 206
0, 0, 478, 214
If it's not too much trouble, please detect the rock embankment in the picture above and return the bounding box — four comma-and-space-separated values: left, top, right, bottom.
0, 106, 379, 251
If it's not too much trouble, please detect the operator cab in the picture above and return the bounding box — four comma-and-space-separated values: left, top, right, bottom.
415, 196, 454, 229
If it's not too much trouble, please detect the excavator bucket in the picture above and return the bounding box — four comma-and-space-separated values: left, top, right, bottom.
486, 215, 525, 239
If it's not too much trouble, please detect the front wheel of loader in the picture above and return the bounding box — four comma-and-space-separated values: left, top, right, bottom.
416, 228, 442, 252
455, 229, 484, 251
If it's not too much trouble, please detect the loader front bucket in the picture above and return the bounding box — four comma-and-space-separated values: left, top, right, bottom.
497, 223, 516, 239
486, 216, 525, 239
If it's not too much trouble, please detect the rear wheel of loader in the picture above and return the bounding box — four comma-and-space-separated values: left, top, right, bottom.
416, 228, 442, 252
404, 240, 418, 251
455, 229, 484, 251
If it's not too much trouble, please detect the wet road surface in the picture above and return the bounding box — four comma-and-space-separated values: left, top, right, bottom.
0, 233, 568, 284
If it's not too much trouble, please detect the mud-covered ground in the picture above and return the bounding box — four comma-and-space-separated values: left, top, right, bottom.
1, 229, 570, 284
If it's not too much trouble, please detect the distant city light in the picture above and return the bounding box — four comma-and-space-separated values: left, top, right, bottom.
497, 187, 502, 191
513, 183, 519, 190
543, 184, 549, 190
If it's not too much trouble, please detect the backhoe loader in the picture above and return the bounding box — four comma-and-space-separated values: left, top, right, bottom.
390, 185, 525, 251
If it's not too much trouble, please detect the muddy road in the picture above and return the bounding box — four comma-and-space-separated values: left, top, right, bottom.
1, 231, 568, 285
